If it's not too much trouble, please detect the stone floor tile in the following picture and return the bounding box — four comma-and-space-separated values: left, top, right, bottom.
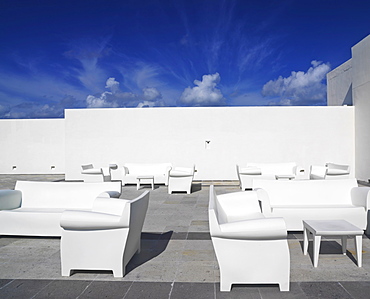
33, 279, 91, 299
78, 281, 133, 298
299, 281, 352, 299
170, 282, 215, 299
0, 279, 51, 299
125, 281, 172, 299
340, 281, 370, 299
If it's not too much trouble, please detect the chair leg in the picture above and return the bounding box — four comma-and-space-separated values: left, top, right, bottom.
113, 267, 124, 278
279, 281, 290, 291
61, 267, 71, 277
220, 280, 232, 292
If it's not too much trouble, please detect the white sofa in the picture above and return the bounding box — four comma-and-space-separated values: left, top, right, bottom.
168, 165, 195, 194
254, 178, 370, 231
236, 162, 297, 190
60, 190, 149, 277
0, 181, 121, 237
113, 163, 172, 186
209, 185, 290, 292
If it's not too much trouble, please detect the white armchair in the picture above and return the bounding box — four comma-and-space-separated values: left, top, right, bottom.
209, 185, 290, 292
81, 163, 117, 182
326, 163, 350, 179
309, 163, 350, 180
60, 190, 149, 277
168, 165, 195, 194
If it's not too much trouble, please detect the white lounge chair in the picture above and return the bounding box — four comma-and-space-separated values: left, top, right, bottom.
60, 190, 149, 277
209, 185, 290, 292
168, 165, 195, 194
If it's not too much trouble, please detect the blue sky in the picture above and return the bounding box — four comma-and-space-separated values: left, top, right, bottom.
0, 0, 369, 118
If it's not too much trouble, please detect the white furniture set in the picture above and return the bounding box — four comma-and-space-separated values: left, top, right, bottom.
111, 162, 195, 193
237, 162, 351, 190
236, 162, 298, 190
0, 180, 150, 278
209, 176, 370, 292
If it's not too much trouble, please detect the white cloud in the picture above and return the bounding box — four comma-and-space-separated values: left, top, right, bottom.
262, 60, 331, 105
180, 73, 225, 106
86, 78, 163, 108
143, 87, 162, 101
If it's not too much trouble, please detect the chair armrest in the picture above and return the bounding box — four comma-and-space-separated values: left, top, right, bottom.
123, 166, 129, 175
255, 188, 272, 216
60, 210, 128, 230
98, 191, 121, 198
0, 190, 22, 210
217, 217, 287, 240
351, 187, 370, 210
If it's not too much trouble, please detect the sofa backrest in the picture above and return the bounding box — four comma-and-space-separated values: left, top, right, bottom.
124, 163, 172, 175
210, 186, 262, 224
15, 181, 122, 209
247, 162, 297, 176
253, 178, 358, 206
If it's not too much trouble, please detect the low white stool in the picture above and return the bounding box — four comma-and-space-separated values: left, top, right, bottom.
137, 175, 154, 190
303, 219, 363, 267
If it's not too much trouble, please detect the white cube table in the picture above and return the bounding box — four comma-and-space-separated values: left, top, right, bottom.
137, 175, 154, 190
303, 220, 363, 267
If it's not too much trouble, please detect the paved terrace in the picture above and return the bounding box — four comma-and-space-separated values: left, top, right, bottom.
1, 175, 370, 298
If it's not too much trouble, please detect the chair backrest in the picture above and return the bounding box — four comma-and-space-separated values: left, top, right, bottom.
247, 162, 297, 176
253, 178, 358, 206
326, 163, 350, 175
124, 163, 172, 175
15, 181, 122, 209
81, 164, 93, 170
210, 186, 262, 225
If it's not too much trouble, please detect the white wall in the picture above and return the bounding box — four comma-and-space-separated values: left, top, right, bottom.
353, 35, 370, 181
64, 106, 355, 181
0, 119, 65, 174
327, 59, 353, 106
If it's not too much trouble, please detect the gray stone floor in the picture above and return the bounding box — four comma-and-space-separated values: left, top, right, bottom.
1, 175, 370, 298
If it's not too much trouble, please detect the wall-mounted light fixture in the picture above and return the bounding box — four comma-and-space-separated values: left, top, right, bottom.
51, 165, 56, 170
205, 140, 211, 150
12, 165, 17, 170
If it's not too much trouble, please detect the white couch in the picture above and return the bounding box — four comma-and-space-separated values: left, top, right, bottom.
236, 162, 297, 190
60, 190, 149, 277
254, 178, 370, 231
113, 163, 172, 186
0, 181, 121, 237
209, 185, 290, 292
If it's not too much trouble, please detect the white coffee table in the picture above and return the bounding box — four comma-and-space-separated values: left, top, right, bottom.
137, 175, 154, 190
303, 219, 363, 267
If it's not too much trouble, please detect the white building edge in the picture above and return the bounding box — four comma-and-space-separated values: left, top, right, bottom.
0, 35, 369, 182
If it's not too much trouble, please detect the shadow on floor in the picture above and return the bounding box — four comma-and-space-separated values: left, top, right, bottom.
125, 231, 173, 273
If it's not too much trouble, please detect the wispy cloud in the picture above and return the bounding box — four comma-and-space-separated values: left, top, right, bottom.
261, 61, 331, 105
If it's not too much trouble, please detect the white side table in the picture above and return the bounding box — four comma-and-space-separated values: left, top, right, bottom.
303, 220, 363, 267
137, 175, 154, 190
